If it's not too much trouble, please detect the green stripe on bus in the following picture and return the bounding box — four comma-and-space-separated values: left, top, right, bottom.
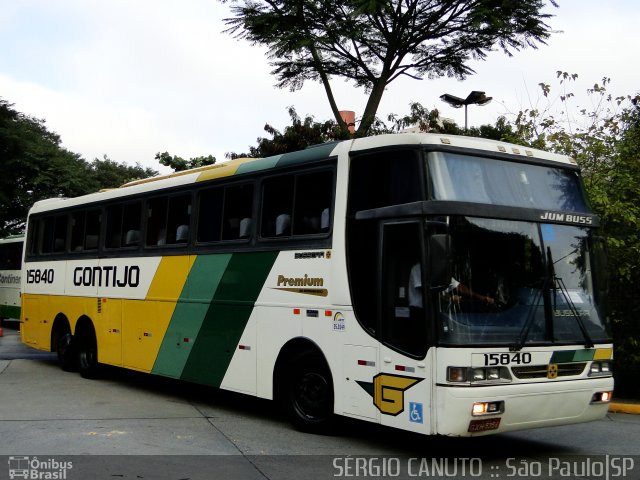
152, 254, 232, 378
550, 349, 595, 363
235, 156, 281, 175
180, 251, 278, 386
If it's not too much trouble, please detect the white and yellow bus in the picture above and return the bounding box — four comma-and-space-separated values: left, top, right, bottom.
21, 133, 613, 436
0, 235, 23, 322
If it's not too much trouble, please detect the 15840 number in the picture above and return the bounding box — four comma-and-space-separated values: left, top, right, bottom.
483, 352, 532, 366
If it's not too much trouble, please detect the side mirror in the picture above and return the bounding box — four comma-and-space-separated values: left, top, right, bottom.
429, 234, 451, 291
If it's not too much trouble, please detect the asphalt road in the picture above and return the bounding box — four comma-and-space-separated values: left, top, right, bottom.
1, 325, 638, 480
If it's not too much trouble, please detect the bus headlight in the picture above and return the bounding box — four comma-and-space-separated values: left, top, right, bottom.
448, 367, 511, 384
589, 361, 612, 377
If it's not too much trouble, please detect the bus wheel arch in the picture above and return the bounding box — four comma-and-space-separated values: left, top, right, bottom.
75, 316, 100, 379
51, 314, 76, 372
274, 338, 335, 433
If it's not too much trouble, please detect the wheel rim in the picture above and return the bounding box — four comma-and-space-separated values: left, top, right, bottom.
57, 334, 72, 360
79, 336, 96, 369
293, 371, 330, 421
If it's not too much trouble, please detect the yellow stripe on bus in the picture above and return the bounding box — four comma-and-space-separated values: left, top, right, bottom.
196, 157, 256, 182
121, 256, 196, 373
594, 348, 613, 360
146, 255, 196, 301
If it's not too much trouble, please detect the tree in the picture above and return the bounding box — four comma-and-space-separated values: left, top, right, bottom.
503, 74, 640, 397
0, 99, 158, 236
155, 152, 216, 172
226, 106, 349, 159
221, 0, 557, 135
0, 99, 88, 235
87, 155, 158, 190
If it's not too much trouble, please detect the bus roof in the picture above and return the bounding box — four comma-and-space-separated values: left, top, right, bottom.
27, 133, 576, 215
0, 234, 25, 244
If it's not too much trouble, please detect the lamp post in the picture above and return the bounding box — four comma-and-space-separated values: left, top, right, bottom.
439, 91, 492, 131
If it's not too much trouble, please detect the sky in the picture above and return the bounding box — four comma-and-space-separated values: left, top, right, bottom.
1, 1, 638, 173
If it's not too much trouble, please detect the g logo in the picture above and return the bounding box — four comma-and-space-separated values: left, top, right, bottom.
373, 374, 423, 416
547, 364, 559, 379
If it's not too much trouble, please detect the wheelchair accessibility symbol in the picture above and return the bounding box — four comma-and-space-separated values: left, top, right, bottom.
409, 402, 423, 424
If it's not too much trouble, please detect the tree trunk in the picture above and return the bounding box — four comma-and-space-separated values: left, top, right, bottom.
356, 77, 388, 136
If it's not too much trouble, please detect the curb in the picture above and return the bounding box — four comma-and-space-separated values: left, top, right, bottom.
609, 402, 640, 415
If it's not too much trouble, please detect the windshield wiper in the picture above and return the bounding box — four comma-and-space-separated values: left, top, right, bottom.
551, 273, 594, 348
511, 247, 594, 351
510, 277, 546, 352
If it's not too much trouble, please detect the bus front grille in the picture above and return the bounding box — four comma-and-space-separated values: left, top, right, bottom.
511, 363, 587, 379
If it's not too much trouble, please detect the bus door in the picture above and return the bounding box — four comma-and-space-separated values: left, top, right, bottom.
377, 220, 432, 434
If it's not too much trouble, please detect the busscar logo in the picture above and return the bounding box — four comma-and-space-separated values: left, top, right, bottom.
357, 373, 423, 416
547, 363, 559, 379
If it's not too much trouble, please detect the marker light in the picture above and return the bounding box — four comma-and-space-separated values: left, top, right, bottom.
447, 367, 467, 383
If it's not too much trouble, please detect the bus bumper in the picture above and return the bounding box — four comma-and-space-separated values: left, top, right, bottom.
435, 377, 614, 436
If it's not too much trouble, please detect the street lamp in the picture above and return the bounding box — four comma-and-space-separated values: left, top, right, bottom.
439, 91, 492, 130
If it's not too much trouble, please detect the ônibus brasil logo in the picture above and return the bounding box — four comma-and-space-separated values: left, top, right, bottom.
8, 456, 73, 480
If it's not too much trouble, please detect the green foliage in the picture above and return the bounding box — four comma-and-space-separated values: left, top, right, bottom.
221, 0, 557, 135
502, 74, 640, 397
88, 155, 158, 190
226, 107, 350, 159
154, 152, 216, 172
0, 98, 158, 236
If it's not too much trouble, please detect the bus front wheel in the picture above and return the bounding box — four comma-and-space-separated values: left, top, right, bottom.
281, 351, 335, 433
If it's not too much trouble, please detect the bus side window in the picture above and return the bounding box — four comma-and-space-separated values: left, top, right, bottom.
197, 187, 223, 243
84, 209, 101, 251
261, 176, 294, 238
41, 215, 68, 254
348, 149, 422, 212
293, 170, 333, 235
222, 183, 254, 241
122, 202, 141, 247
105, 204, 123, 248
146, 197, 168, 246
166, 194, 191, 244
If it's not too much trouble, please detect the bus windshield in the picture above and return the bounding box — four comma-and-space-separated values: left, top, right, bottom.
429, 151, 590, 212
436, 217, 611, 347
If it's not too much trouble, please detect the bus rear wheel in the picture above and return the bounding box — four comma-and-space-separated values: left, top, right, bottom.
56, 332, 77, 372
281, 351, 335, 433
77, 325, 100, 379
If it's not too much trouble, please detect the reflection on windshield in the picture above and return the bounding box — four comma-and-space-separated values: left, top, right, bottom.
429, 152, 590, 212
437, 217, 611, 346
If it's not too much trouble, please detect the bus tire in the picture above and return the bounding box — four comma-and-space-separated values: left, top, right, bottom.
57, 333, 77, 372
77, 324, 100, 379
280, 350, 335, 433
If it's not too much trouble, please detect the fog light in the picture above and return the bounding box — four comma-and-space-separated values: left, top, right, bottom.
472, 401, 504, 416
591, 391, 613, 404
